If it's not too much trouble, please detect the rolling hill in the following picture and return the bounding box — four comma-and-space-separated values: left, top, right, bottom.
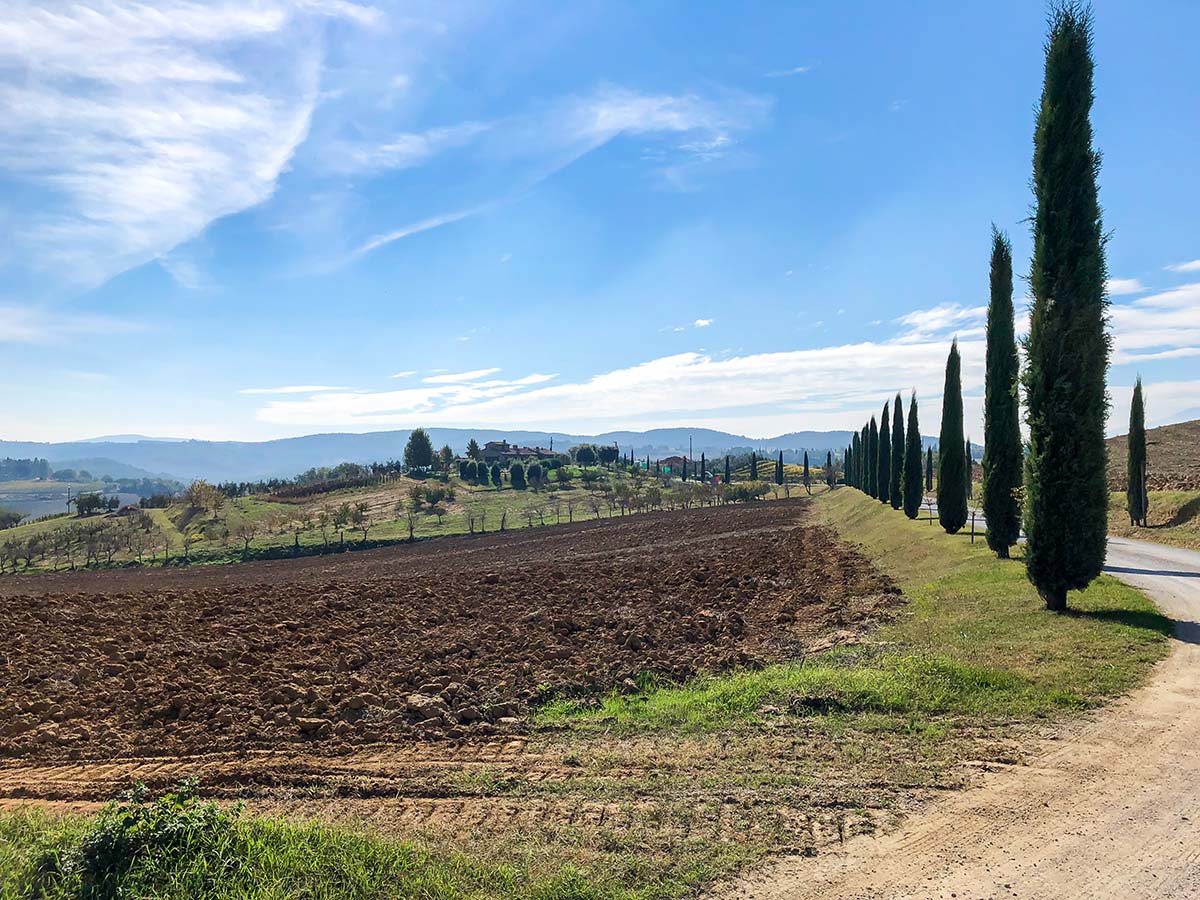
1107, 418, 1200, 490
0, 427, 965, 484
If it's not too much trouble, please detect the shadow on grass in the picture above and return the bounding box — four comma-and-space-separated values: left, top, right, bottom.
1065, 606, 1182, 641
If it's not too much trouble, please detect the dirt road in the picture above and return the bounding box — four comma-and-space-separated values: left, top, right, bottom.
721, 536, 1200, 900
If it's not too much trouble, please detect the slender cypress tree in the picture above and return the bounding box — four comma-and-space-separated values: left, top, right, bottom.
775, 451, 784, 485
803, 451, 811, 492
868, 417, 879, 499
926, 447, 934, 492
750, 452, 758, 480
938, 340, 968, 533
850, 435, 859, 489
1023, 3, 1110, 611
826, 450, 834, 487
890, 392, 904, 510
724, 455, 732, 485
1127, 378, 1148, 526
700, 453, 707, 484
965, 438, 973, 500
903, 392, 923, 518
982, 227, 1023, 557
861, 426, 869, 490
877, 402, 891, 504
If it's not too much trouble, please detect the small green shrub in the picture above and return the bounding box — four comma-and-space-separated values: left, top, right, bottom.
33, 779, 244, 900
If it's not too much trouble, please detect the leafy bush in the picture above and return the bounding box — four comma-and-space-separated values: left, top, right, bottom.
33, 779, 244, 899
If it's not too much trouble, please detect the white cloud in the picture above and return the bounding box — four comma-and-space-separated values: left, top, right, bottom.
894, 302, 986, 342
0, 304, 144, 344
1106, 277, 1144, 296
239, 385, 348, 395
0, 0, 375, 287
246, 292, 1200, 437
423, 368, 501, 384
694, 318, 713, 328
1110, 282, 1200, 362
390, 370, 417, 379
1165, 259, 1200, 273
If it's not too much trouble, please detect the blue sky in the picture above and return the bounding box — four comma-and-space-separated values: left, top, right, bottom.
2, 0, 1198, 442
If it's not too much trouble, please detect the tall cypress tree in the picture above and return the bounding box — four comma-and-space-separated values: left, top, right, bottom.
890, 392, 904, 510
750, 452, 758, 481
965, 438, 973, 500
850, 435, 859, 489
1127, 378, 1148, 527
877, 402, 891, 505
724, 455, 732, 485
926, 447, 934, 492
861, 423, 869, 494
938, 340, 968, 533
826, 450, 834, 487
982, 227, 1023, 557
700, 453, 706, 484
1023, 3, 1110, 611
903, 392, 923, 518
864, 424, 873, 489
803, 450, 811, 491
868, 418, 879, 499
775, 451, 784, 485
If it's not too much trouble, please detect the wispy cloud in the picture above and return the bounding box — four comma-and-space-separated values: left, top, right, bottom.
351, 206, 487, 259
328, 121, 490, 174
894, 302, 986, 343
0, 0, 376, 288
694, 318, 713, 328
423, 368, 502, 384
342, 84, 770, 258
0, 304, 145, 344
1165, 259, 1200, 273
239, 384, 348, 395
764, 64, 815, 78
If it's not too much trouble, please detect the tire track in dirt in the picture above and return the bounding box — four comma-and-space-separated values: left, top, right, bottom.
714, 537, 1200, 900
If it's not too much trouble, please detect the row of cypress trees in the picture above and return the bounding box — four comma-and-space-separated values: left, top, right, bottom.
846, 6, 1113, 612
844, 392, 925, 520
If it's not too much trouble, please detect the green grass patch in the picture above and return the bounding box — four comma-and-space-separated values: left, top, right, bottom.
1109, 489, 1200, 551
0, 781, 620, 900
539, 489, 1170, 734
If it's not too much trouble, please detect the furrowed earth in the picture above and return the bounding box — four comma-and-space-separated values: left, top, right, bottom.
0, 499, 898, 763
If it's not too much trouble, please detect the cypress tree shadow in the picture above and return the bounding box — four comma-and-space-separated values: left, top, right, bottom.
1063, 606, 1181, 641
1102, 565, 1200, 580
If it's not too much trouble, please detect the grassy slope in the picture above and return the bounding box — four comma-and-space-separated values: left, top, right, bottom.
1109, 489, 1200, 551
0, 491, 1172, 900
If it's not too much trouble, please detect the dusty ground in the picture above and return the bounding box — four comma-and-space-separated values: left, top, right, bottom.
716, 536, 1200, 900
0, 500, 897, 761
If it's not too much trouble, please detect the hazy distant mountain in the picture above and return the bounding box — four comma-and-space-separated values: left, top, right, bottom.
78, 434, 188, 444
0, 427, 969, 484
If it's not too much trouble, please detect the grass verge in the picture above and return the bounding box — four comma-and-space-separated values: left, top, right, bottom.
540, 489, 1170, 732
1108, 489, 1200, 551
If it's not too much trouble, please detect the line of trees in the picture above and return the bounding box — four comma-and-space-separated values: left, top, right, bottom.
847, 6, 1115, 613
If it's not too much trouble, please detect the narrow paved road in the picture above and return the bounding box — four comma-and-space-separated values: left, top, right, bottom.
722, 536, 1200, 900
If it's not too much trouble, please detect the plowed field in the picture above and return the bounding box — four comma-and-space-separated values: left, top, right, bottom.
0, 499, 897, 765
